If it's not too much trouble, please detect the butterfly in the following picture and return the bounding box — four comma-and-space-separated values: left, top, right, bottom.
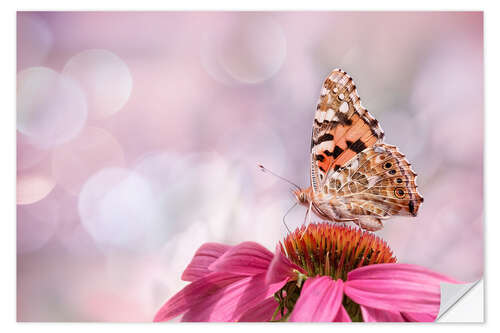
293, 68, 424, 231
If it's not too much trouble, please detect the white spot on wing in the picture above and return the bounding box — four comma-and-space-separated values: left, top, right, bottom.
338, 93, 345, 100
337, 173, 347, 184
349, 159, 359, 170
325, 109, 334, 121
339, 101, 349, 113
317, 111, 326, 123
318, 141, 332, 151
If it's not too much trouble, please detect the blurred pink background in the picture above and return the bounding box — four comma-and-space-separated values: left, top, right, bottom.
17, 11, 483, 321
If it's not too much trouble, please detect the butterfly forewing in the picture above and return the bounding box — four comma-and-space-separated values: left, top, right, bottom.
310, 69, 384, 193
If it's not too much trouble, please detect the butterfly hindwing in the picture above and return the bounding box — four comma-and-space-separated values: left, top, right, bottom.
325, 143, 424, 220
310, 69, 384, 193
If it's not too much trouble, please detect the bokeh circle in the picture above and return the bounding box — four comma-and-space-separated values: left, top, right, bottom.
63, 49, 133, 119
17, 67, 88, 148
78, 168, 164, 251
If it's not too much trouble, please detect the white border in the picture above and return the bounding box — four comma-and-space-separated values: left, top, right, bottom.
8, 0, 488, 11
3, 0, 496, 331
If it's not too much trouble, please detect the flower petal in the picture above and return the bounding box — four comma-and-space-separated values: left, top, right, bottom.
345, 263, 463, 316
344, 279, 441, 314
238, 297, 281, 322
180, 273, 285, 322
181, 242, 232, 282
348, 263, 462, 285
360, 306, 407, 322
266, 245, 306, 285
288, 277, 344, 322
154, 272, 242, 322
401, 311, 436, 322
209, 241, 274, 276
333, 305, 352, 322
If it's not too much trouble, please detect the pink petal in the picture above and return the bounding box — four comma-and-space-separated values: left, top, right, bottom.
360, 306, 407, 322
266, 245, 306, 285
180, 272, 285, 322
288, 277, 344, 322
333, 305, 352, 322
238, 297, 281, 322
344, 263, 462, 315
401, 311, 437, 322
181, 243, 232, 282
209, 241, 274, 276
154, 272, 242, 322
348, 263, 462, 285
344, 279, 440, 314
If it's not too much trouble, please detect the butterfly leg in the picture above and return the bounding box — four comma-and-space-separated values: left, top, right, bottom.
354, 216, 383, 231
306, 201, 312, 226
300, 202, 313, 239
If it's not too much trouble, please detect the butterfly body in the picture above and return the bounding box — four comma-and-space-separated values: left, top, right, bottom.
297, 69, 424, 231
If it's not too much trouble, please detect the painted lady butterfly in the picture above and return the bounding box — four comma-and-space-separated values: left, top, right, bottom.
294, 69, 424, 231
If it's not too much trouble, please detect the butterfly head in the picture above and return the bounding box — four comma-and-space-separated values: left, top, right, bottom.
293, 187, 313, 206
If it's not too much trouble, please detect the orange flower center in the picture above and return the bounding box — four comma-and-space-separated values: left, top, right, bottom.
282, 222, 396, 280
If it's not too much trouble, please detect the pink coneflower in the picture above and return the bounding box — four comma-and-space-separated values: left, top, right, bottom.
154, 222, 462, 322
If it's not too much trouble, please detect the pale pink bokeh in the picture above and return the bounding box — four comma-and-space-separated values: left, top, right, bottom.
51, 126, 126, 195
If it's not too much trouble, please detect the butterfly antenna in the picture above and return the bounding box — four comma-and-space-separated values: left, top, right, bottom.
282, 202, 297, 234
258, 164, 301, 190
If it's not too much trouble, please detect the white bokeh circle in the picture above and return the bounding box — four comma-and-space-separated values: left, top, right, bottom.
17, 67, 88, 148
63, 49, 133, 119
78, 168, 164, 251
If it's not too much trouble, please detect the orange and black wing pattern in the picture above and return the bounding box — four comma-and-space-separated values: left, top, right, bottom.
310, 69, 384, 193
